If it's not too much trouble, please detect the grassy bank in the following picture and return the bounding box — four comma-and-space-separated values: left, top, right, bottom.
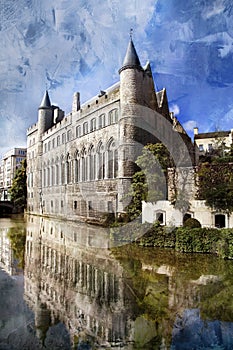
110, 222, 233, 259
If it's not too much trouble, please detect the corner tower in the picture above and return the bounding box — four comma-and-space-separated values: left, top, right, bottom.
117, 37, 159, 213
38, 90, 54, 136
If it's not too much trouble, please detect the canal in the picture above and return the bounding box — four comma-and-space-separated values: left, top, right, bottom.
1, 215, 233, 349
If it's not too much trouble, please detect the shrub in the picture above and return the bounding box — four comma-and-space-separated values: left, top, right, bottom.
183, 217, 201, 228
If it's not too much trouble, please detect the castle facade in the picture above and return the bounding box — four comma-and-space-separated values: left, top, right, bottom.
27, 39, 193, 222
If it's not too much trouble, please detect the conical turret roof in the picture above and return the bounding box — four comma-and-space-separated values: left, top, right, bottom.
119, 38, 142, 73
39, 90, 51, 108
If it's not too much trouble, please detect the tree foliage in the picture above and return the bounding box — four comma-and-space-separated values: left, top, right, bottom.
9, 159, 27, 211
125, 143, 174, 220
196, 161, 233, 217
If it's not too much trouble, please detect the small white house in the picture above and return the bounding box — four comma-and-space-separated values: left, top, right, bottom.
142, 200, 233, 228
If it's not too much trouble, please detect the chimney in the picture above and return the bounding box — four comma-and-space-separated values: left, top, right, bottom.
72, 92, 80, 112
193, 127, 199, 136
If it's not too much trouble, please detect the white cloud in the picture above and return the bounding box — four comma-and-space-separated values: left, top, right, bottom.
201, 0, 225, 19
183, 120, 197, 132
170, 104, 180, 115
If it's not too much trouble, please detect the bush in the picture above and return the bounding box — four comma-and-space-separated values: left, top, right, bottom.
183, 217, 201, 228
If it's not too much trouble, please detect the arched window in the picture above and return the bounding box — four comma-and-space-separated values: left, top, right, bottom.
74, 151, 80, 182
89, 145, 96, 181
108, 109, 118, 125
61, 156, 65, 184
47, 161, 50, 186
98, 114, 105, 128
83, 122, 88, 135
51, 159, 55, 186
81, 148, 87, 181
66, 154, 72, 184
90, 118, 96, 132
107, 139, 118, 179
97, 142, 105, 180
55, 157, 59, 185
67, 130, 72, 141
76, 125, 81, 138
43, 162, 46, 187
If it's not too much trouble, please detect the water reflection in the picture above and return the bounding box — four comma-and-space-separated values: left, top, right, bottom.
0, 217, 25, 275
1, 215, 233, 349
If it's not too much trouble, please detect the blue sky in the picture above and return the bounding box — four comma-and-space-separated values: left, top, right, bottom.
1, 0, 233, 157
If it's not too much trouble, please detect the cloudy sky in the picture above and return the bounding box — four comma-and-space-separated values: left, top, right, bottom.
1, 0, 233, 157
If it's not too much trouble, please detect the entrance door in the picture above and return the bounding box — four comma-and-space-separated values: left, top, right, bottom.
215, 214, 225, 228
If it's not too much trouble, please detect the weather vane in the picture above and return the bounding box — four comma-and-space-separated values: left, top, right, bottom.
130, 28, 133, 39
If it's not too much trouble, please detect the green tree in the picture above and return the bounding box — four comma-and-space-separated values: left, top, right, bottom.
125, 143, 174, 220
9, 159, 27, 211
196, 161, 233, 221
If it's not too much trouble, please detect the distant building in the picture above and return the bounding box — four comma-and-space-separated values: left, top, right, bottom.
0, 148, 27, 201
194, 127, 233, 157
26, 38, 194, 222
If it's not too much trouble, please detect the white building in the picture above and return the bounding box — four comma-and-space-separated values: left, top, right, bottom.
194, 127, 233, 156
0, 148, 27, 200
142, 200, 233, 229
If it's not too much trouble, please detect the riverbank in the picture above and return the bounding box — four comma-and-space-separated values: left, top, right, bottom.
110, 222, 233, 259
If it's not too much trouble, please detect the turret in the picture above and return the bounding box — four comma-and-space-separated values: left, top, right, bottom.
117, 38, 159, 213
38, 90, 54, 136
119, 39, 158, 114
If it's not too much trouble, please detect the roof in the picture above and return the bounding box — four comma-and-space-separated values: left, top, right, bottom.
39, 90, 51, 108
119, 38, 142, 73
194, 130, 230, 140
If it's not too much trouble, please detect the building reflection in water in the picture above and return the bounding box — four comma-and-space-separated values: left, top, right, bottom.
24, 215, 139, 349
24, 215, 233, 349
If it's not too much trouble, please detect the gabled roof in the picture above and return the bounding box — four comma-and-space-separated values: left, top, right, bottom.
39, 90, 51, 108
119, 38, 142, 73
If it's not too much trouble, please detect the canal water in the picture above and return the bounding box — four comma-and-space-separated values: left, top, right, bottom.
1, 215, 233, 349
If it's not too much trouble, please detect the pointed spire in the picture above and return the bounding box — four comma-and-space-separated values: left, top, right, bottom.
119, 37, 142, 73
144, 61, 152, 77
39, 90, 51, 109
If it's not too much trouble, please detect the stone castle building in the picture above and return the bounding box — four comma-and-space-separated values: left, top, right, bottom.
27, 38, 194, 222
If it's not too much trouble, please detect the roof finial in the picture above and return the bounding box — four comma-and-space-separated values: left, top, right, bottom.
130, 28, 133, 39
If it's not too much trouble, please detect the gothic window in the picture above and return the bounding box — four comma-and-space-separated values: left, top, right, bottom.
43, 166, 46, 187
76, 125, 81, 137
97, 142, 105, 180
107, 139, 118, 179
61, 156, 65, 184
81, 148, 88, 181
108, 109, 118, 125
66, 154, 72, 184
67, 130, 72, 141
48, 141, 51, 151
98, 114, 106, 128
89, 145, 96, 181
44, 143, 47, 153
47, 161, 50, 186
55, 163, 59, 185
74, 151, 80, 182
57, 135, 60, 146
51, 159, 55, 186
62, 133, 66, 144
90, 118, 96, 132
52, 138, 55, 148
83, 122, 88, 135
